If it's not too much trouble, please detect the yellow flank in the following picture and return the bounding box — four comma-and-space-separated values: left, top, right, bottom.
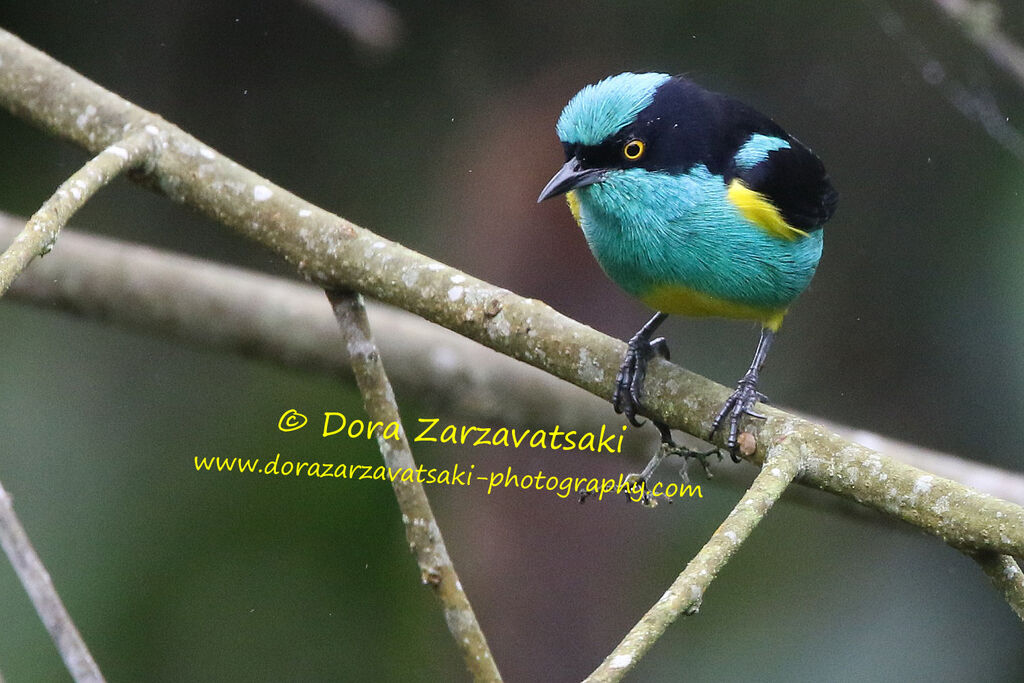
727, 179, 810, 241
641, 283, 786, 330
566, 190, 583, 226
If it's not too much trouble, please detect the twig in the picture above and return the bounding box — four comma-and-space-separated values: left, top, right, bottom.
0, 214, 599, 434
326, 290, 502, 682
0, 116, 150, 683
968, 550, 1024, 620
585, 442, 803, 682
6, 217, 1024, 510
0, 480, 104, 682
930, 0, 1024, 91
861, 0, 1024, 161
0, 132, 152, 296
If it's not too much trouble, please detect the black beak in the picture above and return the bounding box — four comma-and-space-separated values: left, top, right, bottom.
537, 158, 606, 203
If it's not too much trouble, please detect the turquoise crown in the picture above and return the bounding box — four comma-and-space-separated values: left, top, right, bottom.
555, 72, 670, 146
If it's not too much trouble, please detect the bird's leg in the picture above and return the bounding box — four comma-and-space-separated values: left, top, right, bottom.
622, 422, 720, 506
613, 312, 668, 428
610, 312, 721, 505
709, 327, 774, 461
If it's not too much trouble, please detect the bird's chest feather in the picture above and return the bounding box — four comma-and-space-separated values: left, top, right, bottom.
571, 167, 823, 312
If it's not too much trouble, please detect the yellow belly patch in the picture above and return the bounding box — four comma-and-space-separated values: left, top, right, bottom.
641, 283, 786, 330
727, 179, 810, 242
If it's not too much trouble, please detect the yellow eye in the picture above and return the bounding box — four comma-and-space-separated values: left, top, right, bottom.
622, 139, 645, 160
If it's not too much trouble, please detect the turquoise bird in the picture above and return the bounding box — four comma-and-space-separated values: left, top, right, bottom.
538, 72, 837, 457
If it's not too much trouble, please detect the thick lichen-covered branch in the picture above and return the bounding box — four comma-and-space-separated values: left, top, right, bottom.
0, 131, 152, 295
1, 29, 1023, 561
5, 215, 1024, 509
0, 481, 104, 682
326, 290, 502, 682
585, 443, 802, 682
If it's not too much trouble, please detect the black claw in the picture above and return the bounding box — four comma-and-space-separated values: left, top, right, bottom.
655, 420, 675, 446
709, 375, 766, 453
708, 328, 777, 460
628, 357, 645, 407
650, 337, 670, 361
612, 312, 668, 427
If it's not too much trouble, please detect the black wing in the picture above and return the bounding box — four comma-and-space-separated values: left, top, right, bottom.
734, 138, 838, 231
714, 95, 838, 231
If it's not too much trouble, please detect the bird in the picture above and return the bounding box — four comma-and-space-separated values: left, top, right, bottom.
537, 72, 837, 458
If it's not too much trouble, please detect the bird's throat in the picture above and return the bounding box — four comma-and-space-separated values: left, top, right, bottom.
565, 190, 583, 226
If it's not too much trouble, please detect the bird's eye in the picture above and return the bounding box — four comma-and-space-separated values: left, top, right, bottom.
622, 139, 645, 161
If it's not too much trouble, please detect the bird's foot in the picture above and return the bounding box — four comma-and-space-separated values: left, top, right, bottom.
709, 372, 767, 462
623, 423, 720, 506
612, 332, 670, 427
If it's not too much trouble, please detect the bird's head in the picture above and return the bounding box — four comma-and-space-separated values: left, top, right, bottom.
538, 72, 709, 203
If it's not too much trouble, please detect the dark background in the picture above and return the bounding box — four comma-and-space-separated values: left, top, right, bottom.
1, 0, 1023, 680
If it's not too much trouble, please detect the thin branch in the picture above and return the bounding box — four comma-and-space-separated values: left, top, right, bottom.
930, 0, 1024, 91
0, 23, 1023, 550
0, 480, 104, 682
862, 0, 1024, 161
0, 132, 152, 296
968, 550, 1024, 620
586, 442, 803, 682
326, 290, 502, 682
5, 216, 1024, 510
0, 214, 597, 435
0, 123, 151, 683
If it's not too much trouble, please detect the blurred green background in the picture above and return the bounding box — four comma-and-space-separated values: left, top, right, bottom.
2, 0, 1023, 680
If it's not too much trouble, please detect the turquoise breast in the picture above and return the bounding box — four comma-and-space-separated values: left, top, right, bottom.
573, 165, 823, 311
